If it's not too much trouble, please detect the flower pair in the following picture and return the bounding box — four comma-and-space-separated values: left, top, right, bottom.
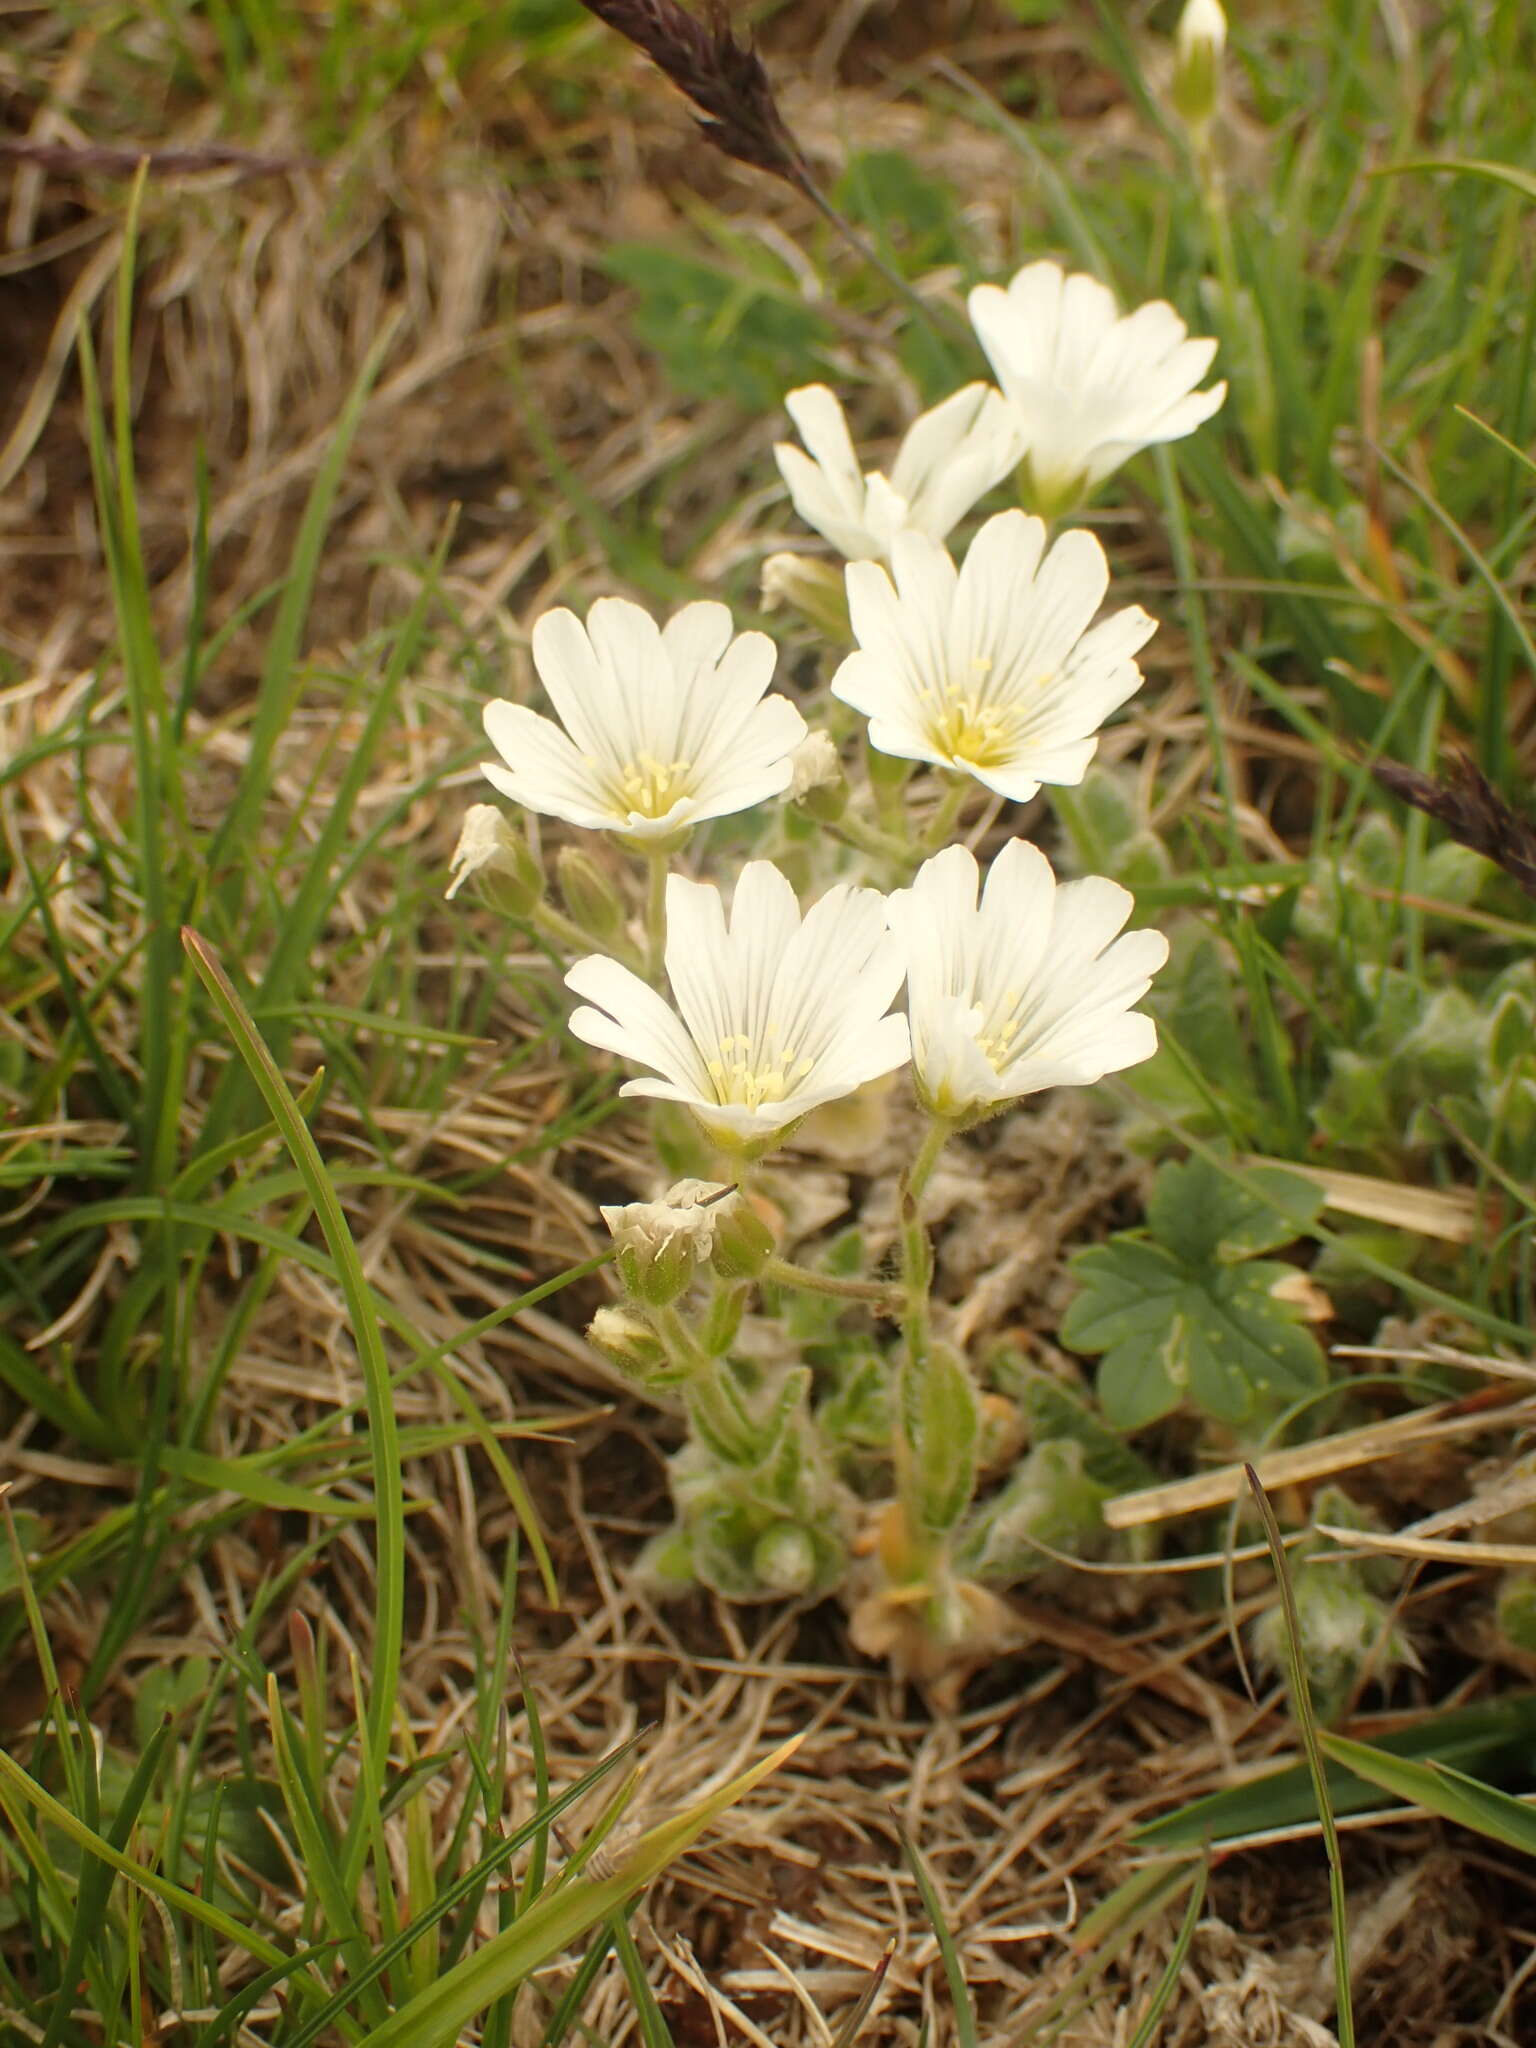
776, 258, 1226, 555
473, 508, 1153, 846
566, 844, 1168, 1151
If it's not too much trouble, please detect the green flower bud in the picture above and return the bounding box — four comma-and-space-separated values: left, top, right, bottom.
752, 1522, 818, 1595
556, 845, 628, 946
601, 1179, 731, 1308
446, 805, 543, 916
1172, 0, 1226, 135
710, 1190, 776, 1280
586, 1305, 676, 1386
760, 552, 851, 642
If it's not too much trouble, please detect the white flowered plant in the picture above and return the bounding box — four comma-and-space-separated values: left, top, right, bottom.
774, 381, 1023, 562
448, 263, 1227, 1671
967, 260, 1226, 516
566, 862, 911, 1153
833, 511, 1156, 803
481, 597, 806, 844
885, 840, 1170, 1125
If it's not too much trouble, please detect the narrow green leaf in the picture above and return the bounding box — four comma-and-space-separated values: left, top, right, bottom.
182, 931, 405, 1806
352, 1735, 802, 2048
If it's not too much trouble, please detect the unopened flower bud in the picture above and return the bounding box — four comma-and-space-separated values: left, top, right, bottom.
446, 805, 543, 915
556, 845, 628, 946
601, 1179, 730, 1306
710, 1189, 776, 1280
786, 731, 847, 820
753, 1522, 818, 1595
760, 553, 851, 642
1172, 0, 1226, 135
587, 1305, 673, 1384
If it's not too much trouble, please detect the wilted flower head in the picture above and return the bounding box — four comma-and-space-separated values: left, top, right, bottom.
884, 840, 1169, 1122
445, 804, 540, 912
786, 730, 844, 802
967, 261, 1226, 512
566, 861, 910, 1151
774, 383, 1024, 563
481, 597, 806, 844
601, 1178, 732, 1304
831, 510, 1156, 803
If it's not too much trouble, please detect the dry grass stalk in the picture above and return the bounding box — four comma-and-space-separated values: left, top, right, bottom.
1103, 1387, 1536, 1529
0, 138, 310, 177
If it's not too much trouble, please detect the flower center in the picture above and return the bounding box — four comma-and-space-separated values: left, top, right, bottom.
974, 985, 1040, 1072
609, 752, 694, 819
919, 680, 1023, 770
704, 1031, 816, 1111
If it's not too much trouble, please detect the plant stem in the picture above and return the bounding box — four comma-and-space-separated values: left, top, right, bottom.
534, 900, 621, 963
921, 775, 973, 853
832, 808, 921, 869
890, 1118, 954, 1573
763, 1257, 901, 1310
644, 849, 669, 981
653, 1303, 713, 1381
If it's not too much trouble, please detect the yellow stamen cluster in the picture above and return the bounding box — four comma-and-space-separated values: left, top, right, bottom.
705, 1031, 815, 1110
608, 751, 694, 818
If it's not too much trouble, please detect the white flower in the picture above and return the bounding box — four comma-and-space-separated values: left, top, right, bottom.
967, 261, 1226, 510
1177, 0, 1227, 66
481, 597, 806, 843
885, 840, 1169, 1121
774, 383, 1024, 563
831, 510, 1155, 803
566, 862, 910, 1150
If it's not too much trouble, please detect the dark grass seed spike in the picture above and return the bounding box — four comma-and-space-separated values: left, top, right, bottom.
573, 0, 955, 339
575, 0, 800, 181
1372, 750, 1536, 901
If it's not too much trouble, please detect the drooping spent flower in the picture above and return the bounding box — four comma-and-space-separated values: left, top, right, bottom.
884, 840, 1169, 1122
481, 597, 806, 843
774, 383, 1024, 562
566, 861, 910, 1151
600, 1178, 733, 1305
832, 510, 1155, 803
445, 804, 542, 914
967, 261, 1226, 512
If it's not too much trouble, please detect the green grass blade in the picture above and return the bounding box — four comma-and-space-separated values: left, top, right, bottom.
352, 1735, 802, 2048
1245, 1466, 1354, 2047
898, 1826, 977, 2048
1318, 1735, 1536, 1857
202, 313, 400, 899
183, 929, 405, 1805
